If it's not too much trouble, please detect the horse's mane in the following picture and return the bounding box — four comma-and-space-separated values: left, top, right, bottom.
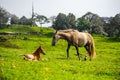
58, 29, 77, 33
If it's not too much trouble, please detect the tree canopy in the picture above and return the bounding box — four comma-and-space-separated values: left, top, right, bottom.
52, 13, 76, 30
35, 14, 48, 27
82, 12, 107, 35
0, 6, 10, 28
76, 17, 90, 32
0, 6, 120, 37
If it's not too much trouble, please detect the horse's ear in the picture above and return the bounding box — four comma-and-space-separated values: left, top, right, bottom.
55, 30, 58, 33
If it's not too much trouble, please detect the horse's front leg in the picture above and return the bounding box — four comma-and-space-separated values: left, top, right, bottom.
67, 44, 71, 59
75, 46, 80, 60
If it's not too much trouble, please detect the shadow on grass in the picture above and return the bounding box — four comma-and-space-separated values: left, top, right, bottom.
98, 36, 120, 42
0, 41, 20, 49
56, 57, 79, 61
107, 37, 120, 42
56, 58, 68, 60
44, 32, 54, 38
0, 74, 8, 80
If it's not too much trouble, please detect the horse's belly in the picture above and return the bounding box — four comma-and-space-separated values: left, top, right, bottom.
78, 41, 85, 47
78, 33, 88, 47
25, 54, 34, 59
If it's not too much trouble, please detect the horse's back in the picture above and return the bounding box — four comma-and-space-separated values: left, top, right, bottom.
70, 31, 87, 46
85, 32, 94, 43
73, 30, 94, 46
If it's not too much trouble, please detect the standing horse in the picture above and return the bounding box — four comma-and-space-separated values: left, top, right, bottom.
23, 46, 46, 61
52, 29, 96, 61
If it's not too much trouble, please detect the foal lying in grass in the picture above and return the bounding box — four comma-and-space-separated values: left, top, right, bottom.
23, 46, 46, 61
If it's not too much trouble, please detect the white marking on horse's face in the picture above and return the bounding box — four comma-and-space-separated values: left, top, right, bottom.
55, 34, 61, 40
52, 34, 61, 46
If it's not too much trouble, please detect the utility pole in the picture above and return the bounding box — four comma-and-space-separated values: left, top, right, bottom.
31, 2, 35, 26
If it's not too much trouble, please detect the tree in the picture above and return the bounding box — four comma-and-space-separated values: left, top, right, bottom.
66, 13, 76, 29
35, 14, 48, 27
52, 13, 67, 30
107, 13, 120, 37
52, 13, 76, 30
0, 6, 10, 27
49, 16, 56, 24
76, 17, 90, 32
10, 14, 19, 24
19, 16, 36, 26
19, 16, 27, 25
82, 12, 107, 35
26, 18, 33, 26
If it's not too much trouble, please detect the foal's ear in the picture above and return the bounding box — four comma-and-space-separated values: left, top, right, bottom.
39, 46, 41, 48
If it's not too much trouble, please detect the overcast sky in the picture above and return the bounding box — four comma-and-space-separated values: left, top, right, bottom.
0, 0, 120, 18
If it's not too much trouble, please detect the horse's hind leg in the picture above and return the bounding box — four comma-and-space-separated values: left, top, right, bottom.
84, 45, 91, 61
67, 44, 71, 59
84, 53, 89, 61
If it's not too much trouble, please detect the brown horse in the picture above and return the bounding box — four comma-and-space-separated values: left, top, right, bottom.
23, 46, 46, 61
52, 29, 96, 61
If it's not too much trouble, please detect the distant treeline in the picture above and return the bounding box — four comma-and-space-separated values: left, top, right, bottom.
0, 6, 120, 37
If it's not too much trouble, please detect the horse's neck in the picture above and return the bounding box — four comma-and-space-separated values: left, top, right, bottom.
58, 32, 71, 40
33, 52, 40, 58
33, 50, 40, 56
58, 31, 70, 37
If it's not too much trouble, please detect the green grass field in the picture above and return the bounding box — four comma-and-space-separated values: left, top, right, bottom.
0, 25, 120, 80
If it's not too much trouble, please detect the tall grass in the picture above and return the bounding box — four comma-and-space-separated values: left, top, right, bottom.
0, 25, 120, 80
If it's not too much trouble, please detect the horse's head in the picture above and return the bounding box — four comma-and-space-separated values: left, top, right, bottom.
39, 46, 46, 55
52, 31, 61, 46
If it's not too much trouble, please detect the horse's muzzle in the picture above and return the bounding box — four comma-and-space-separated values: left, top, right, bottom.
52, 41, 56, 46
43, 53, 46, 55
52, 42, 56, 46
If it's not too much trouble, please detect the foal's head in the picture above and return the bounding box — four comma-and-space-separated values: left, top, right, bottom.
35, 46, 46, 55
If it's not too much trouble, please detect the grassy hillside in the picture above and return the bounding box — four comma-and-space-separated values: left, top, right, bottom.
0, 25, 120, 80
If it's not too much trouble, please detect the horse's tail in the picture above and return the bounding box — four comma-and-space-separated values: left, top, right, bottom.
90, 35, 96, 59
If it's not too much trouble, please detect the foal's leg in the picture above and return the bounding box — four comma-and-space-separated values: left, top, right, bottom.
24, 57, 32, 61
67, 44, 71, 59
75, 46, 80, 60
24, 56, 29, 60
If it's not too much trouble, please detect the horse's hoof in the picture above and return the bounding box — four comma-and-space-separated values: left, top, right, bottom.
34, 60, 38, 61
84, 58, 87, 61
67, 58, 70, 60
90, 59, 92, 61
